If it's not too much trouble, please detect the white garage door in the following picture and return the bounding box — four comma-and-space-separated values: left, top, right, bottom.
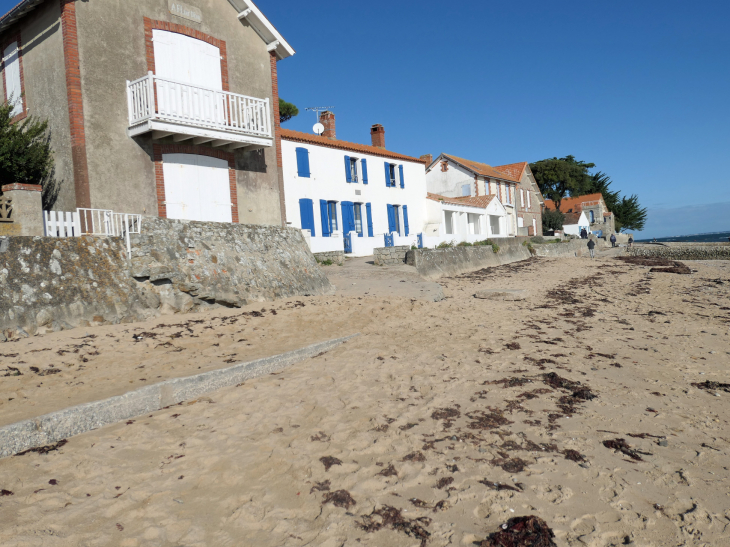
162, 154, 232, 223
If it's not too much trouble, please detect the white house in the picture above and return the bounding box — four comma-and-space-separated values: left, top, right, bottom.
424, 154, 521, 237
562, 211, 590, 236
423, 193, 509, 246
281, 114, 428, 257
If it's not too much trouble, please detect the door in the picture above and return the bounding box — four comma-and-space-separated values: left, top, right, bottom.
162, 154, 232, 223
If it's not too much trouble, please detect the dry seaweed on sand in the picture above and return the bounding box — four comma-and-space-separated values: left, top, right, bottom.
479, 515, 557, 547
16, 440, 68, 456
692, 381, 730, 394
431, 407, 461, 420
310, 480, 330, 493
376, 464, 398, 477
479, 479, 524, 492
563, 449, 587, 462
489, 456, 529, 473
322, 490, 356, 509
402, 451, 427, 462
319, 456, 342, 471
435, 476, 454, 489
358, 505, 431, 547
603, 438, 652, 462
1, 489, 13, 496
467, 409, 514, 430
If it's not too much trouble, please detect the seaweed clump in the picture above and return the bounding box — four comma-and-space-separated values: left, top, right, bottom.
480, 515, 557, 547
358, 505, 431, 547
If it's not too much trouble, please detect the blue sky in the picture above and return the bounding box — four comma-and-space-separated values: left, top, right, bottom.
2, 0, 727, 237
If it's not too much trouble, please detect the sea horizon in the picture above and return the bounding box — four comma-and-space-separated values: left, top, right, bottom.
636, 230, 730, 243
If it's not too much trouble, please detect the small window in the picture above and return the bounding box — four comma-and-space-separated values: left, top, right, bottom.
328, 201, 338, 232
589, 210, 595, 223
350, 158, 359, 183
389, 164, 396, 186
462, 184, 471, 197
393, 205, 401, 235
354, 204, 363, 234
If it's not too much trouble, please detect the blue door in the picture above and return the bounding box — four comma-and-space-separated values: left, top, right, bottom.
344, 232, 353, 254
417, 233, 424, 249
384, 233, 394, 247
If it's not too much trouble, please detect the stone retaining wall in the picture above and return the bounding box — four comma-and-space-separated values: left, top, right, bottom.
627, 244, 730, 261
0, 218, 333, 339
313, 251, 345, 265
374, 245, 410, 266
406, 238, 585, 280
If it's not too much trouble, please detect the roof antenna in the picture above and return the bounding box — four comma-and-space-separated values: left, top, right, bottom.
305, 106, 334, 135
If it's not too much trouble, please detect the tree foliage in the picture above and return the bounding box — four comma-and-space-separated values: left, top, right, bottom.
0, 100, 59, 209
542, 208, 565, 232
279, 99, 299, 124
530, 155, 647, 233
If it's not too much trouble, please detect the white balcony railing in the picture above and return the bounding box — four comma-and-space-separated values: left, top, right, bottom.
127, 72, 272, 140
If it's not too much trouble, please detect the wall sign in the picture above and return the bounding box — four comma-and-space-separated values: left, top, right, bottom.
168, 1, 202, 24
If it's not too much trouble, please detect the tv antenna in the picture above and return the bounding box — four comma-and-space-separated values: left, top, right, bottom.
305, 106, 334, 135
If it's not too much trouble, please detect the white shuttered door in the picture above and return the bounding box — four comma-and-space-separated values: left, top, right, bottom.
3, 42, 22, 117
162, 154, 232, 223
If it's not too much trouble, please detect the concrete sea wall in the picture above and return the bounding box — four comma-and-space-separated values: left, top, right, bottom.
628, 244, 730, 261
407, 238, 585, 280
0, 219, 332, 338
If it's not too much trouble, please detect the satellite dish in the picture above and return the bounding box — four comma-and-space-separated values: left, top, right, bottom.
313, 123, 325, 135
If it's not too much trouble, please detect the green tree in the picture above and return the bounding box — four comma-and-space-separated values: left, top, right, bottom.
0, 100, 59, 209
529, 155, 595, 210
542, 208, 565, 232
612, 194, 647, 232
279, 99, 299, 124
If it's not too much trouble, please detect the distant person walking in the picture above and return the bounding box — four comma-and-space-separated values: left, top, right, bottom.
610, 233, 617, 247
628, 235, 634, 248
587, 238, 596, 259
581, 228, 588, 239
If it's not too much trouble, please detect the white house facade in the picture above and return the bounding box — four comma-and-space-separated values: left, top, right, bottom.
425, 154, 520, 237
281, 119, 428, 257
562, 211, 590, 236
423, 193, 509, 246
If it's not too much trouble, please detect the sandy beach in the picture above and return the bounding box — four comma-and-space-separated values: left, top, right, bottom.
1, 255, 729, 546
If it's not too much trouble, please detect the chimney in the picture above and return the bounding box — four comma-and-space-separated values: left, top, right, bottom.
420, 154, 433, 166
370, 124, 385, 148
319, 111, 336, 139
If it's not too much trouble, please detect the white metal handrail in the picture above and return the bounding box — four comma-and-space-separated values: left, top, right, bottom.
127, 72, 271, 138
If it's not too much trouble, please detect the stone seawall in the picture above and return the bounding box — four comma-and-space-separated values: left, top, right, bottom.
374, 246, 410, 266
628, 244, 730, 261
313, 251, 345, 266
0, 219, 333, 339
406, 238, 585, 280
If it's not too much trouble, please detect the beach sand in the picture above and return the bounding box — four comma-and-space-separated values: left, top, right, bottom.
1, 256, 729, 546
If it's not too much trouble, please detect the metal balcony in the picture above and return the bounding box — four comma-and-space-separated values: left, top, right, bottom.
126, 72, 273, 149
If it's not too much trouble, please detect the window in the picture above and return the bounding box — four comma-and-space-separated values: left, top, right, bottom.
527, 191, 531, 209
589, 210, 595, 223
462, 184, 471, 197
490, 215, 501, 235
354, 203, 363, 234
329, 201, 338, 232
468, 213, 482, 235
390, 164, 396, 186
350, 157, 359, 183
444, 211, 455, 235
3, 40, 23, 118
393, 205, 401, 235
520, 189, 525, 207
295, 147, 310, 178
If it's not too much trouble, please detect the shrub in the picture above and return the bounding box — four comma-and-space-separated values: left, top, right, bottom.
317, 259, 333, 266
457, 241, 472, 247
475, 239, 499, 253
530, 236, 546, 244
436, 241, 454, 249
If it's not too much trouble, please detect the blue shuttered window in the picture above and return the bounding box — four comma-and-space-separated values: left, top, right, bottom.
296, 148, 310, 178
366, 203, 374, 237
399, 165, 405, 188
320, 200, 331, 237
384, 162, 391, 187
361, 159, 368, 184
341, 201, 356, 234
344, 156, 352, 183
387, 204, 396, 233
299, 198, 315, 236
402, 205, 409, 236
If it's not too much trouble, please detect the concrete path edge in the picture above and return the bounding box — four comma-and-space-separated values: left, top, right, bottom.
0, 334, 359, 459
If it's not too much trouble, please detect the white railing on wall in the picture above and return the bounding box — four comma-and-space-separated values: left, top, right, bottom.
44, 209, 142, 258
127, 72, 272, 139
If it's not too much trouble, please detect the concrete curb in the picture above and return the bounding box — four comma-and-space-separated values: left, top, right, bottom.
0, 334, 359, 459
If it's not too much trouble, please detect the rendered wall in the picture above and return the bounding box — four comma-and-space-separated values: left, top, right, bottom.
73, 0, 282, 223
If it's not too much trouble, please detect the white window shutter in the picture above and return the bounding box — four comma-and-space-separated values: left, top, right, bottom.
4, 42, 22, 116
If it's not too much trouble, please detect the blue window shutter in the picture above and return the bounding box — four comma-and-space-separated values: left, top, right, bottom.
384, 162, 391, 187
344, 156, 352, 183
341, 201, 354, 233
366, 203, 374, 237
299, 198, 315, 236
296, 148, 310, 178
361, 159, 368, 184
320, 199, 330, 237
387, 204, 396, 233
403, 205, 409, 236
399, 165, 405, 188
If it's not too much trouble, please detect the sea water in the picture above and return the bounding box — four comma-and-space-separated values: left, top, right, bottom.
637, 231, 730, 243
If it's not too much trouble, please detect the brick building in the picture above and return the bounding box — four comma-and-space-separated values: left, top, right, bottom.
494, 162, 544, 237
0, 0, 293, 226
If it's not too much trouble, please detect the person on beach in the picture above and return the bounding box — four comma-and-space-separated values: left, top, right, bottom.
581, 228, 588, 239
587, 237, 596, 258
628, 235, 634, 248
610, 233, 617, 247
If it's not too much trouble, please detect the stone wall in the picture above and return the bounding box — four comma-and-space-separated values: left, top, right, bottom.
0, 219, 333, 339
313, 251, 345, 266
627, 244, 730, 261
374, 245, 410, 266
406, 238, 585, 280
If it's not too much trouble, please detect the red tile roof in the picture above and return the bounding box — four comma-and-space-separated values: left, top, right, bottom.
563, 212, 584, 225
281, 129, 426, 164
494, 162, 528, 181
426, 192, 497, 209
441, 154, 520, 182
544, 193, 605, 213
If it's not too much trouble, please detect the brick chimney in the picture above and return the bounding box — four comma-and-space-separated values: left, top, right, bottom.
319, 111, 336, 139
370, 124, 385, 148
420, 154, 433, 166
